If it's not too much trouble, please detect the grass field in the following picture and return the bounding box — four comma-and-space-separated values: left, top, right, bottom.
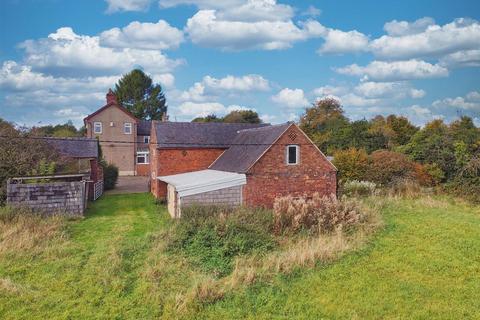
1, 193, 479, 319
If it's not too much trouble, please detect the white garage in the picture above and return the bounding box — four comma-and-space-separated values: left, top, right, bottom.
157, 169, 247, 218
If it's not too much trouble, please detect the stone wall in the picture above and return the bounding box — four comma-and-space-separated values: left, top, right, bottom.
181, 186, 242, 207
7, 181, 87, 215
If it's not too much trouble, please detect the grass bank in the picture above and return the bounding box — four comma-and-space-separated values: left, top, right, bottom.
0, 193, 479, 319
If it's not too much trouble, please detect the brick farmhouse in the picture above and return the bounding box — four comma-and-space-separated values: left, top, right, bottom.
84, 90, 337, 213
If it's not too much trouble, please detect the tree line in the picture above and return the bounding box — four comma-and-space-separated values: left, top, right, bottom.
300, 98, 480, 202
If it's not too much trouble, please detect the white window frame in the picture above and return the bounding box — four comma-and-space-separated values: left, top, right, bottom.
136, 151, 149, 164
93, 122, 102, 134
143, 136, 150, 144
124, 122, 132, 134
286, 145, 299, 165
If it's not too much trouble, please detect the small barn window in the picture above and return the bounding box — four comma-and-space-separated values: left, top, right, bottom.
124, 122, 132, 134
93, 122, 102, 134
143, 136, 150, 143
287, 145, 299, 165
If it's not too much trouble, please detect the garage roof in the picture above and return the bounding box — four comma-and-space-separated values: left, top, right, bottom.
157, 169, 246, 197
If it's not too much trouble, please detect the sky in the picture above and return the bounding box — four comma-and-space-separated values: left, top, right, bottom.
0, 0, 479, 128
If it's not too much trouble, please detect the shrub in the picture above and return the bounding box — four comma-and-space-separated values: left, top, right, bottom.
273, 194, 364, 235
333, 148, 370, 181
342, 180, 377, 197
103, 163, 119, 190
166, 205, 275, 277
368, 150, 416, 186
445, 156, 480, 203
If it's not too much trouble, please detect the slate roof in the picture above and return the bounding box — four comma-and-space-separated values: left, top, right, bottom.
209, 123, 292, 173
44, 137, 98, 159
138, 120, 151, 136
154, 122, 268, 148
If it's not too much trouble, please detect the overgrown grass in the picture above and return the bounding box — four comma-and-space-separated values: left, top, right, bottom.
1, 193, 479, 319
166, 205, 276, 277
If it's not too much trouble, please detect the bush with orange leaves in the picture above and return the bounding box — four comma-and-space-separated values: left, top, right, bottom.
273, 194, 363, 235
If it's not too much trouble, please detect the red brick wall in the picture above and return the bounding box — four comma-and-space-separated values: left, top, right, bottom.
136, 164, 150, 176
150, 148, 225, 198
243, 125, 337, 208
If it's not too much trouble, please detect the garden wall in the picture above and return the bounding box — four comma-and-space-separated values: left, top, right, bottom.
6, 181, 87, 215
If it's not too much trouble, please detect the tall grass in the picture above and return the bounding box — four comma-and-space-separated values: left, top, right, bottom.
173, 196, 383, 311
0, 206, 69, 255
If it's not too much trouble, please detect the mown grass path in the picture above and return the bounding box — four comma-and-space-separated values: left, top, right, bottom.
1, 194, 479, 319
0, 193, 170, 319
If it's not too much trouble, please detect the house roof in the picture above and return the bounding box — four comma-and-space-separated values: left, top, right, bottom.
83, 102, 138, 123
44, 137, 98, 159
138, 120, 151, 135
209, 123, 292, 173
154, 122, 268, 148
157, 169, 246, 197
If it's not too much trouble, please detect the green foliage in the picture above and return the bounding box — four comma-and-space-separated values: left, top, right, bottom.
192, 110, 262, 124
446, 156, 480, 203
402, 119, 456, 181
369, 150, 416, 186
167, 205, 275, 277
30, 121, 82, 137
333, 148, 370, 181
299, 98, 350, 153
192, 114, 222, 122
0, 119, 61, 204
102, 163, 119, 190
223, 110, 262, 123
114, 69, 167, 120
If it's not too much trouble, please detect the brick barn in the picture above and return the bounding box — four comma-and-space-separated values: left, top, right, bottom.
153, 122, 337, 214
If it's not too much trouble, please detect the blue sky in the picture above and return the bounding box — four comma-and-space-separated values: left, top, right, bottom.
0, 0, 479, 127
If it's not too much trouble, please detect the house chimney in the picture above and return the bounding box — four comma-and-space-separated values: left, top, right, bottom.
106, 89, 117, 104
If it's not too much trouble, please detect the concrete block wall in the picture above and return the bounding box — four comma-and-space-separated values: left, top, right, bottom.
7, 181, 86, 215
181, 186, 242, 207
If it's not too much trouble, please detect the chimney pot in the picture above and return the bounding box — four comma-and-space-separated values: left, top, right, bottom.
106, 89, 117, 104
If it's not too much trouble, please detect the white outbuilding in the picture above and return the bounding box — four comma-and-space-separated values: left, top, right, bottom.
157, 169, 246, 218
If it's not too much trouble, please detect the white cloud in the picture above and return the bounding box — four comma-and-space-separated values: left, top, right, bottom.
439, 49, 480, 67
19, 27, 183, 77
216, 0, 294, 22
302, 5, 321, 17
175, 101, 226, 117
432, 91, 480, 111
354, 81, 425, 99
151, 73, 175, 88
318, 28, 369, 54
159, 0, 242, 9
202, 74, 270, 92
338, 93, 379, 107
383, 17, 435, 36
336, 59, 449, 81
271, 88, 308, 109
312, 85, 348, 97
184, 10, 322, 50
466, 91, 480, 101
105, 0, 151, 12
410, 88, 426, 99
371, 18, 480, 59
99, 20, 184, 50
260, 113, 278, 123
171, 74, 270, 103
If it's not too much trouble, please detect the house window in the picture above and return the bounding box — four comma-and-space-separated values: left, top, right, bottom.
124, 122, 132, 134
143, 136, 150, 144
137, 152, 149, 164
93, 122, 102, 134
286, 145, 299, 165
